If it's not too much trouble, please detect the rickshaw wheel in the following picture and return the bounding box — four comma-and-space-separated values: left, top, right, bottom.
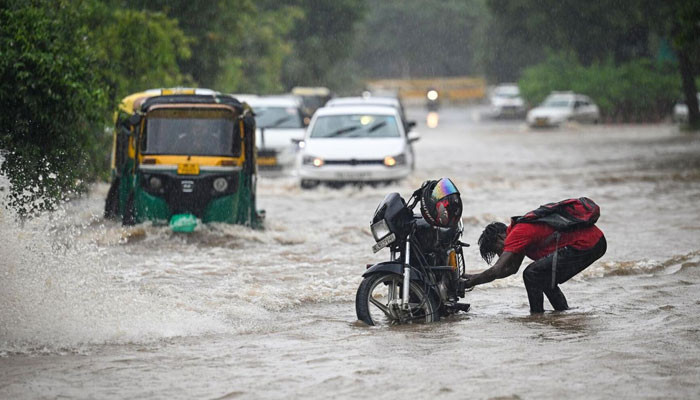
122, 192, 136, 226
104, 178, 120, 219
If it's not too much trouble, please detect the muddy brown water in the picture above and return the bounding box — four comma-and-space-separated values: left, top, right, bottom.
2, 106, 699, 399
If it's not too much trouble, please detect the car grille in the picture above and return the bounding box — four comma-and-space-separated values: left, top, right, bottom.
323, 159, 384, 166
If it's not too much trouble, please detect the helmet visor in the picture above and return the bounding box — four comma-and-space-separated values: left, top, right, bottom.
432, 178, 459, 201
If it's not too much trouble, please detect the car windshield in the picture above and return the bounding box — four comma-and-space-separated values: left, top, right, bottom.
253, 106, 303, 129
310, 114, 400, 138
494, 87, 520, 98
142, 108, 239, 156
542, 97, 573, 108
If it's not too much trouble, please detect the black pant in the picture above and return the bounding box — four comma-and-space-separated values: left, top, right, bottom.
522, 236, 607, 313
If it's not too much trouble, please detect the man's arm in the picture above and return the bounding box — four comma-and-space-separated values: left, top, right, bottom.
465, 251, 525, 287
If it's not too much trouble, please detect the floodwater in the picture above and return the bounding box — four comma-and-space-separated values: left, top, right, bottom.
2, 106, 700, 399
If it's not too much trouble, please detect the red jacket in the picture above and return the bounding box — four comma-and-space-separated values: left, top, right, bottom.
503, 221, 603, 261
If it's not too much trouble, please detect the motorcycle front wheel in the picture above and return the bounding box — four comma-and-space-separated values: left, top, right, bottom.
355, 273, 439, 326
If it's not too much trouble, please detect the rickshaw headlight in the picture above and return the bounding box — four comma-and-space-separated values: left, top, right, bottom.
149, 176, 162, 190
213, 177, 228, 192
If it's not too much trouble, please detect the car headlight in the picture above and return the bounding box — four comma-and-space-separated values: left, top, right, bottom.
213, 177, 228, 192
371, 219, 391, 241
384, 154, 406, 167
303, 155, 324, 167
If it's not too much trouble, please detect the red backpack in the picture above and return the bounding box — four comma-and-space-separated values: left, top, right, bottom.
512, 197, 600, 288
512, 197, 600, 231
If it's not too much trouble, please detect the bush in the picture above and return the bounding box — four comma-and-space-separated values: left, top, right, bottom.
518, 53, 680, 122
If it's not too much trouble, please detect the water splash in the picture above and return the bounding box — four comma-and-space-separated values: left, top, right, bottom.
0, 177, 229, 355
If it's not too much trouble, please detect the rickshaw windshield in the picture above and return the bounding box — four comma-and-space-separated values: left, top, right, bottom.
142, 108, 241, 157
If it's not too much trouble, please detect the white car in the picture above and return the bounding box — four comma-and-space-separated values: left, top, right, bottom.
325, 96, 416, 132
298, 105, 419, 188
489, 83, 526, 118
526, 92, 600, 128
672, 93, 700, 123
246, 96, 307, 168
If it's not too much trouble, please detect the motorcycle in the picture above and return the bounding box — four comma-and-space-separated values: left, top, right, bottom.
426, 89, 440, 112
355, 185, 471, 325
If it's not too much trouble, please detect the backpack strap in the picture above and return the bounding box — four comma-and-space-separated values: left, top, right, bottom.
550, 232, 561, 289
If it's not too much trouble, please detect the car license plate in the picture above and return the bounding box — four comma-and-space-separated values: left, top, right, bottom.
258, 157, 277, 166
535, 118, 548, 126
335, 171, 370, 180
177, 163, 200, 175
372, 232, 396, 253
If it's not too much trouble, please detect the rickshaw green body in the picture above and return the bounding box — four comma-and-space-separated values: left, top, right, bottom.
105, 88, 263, 230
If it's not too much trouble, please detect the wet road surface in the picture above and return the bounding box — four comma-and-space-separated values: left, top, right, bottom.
2, 105, 700, 399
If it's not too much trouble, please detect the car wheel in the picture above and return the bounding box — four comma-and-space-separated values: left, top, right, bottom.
300, 179, 319, 190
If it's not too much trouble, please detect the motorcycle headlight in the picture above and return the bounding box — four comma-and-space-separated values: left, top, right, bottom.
371, 219, 391, 241
213, 177, 228, 192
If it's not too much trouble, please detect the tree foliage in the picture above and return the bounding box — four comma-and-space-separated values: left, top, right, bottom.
89, 6, 192, 105
279, 0, 368, 88
0, 0, 107, 213
351, 0, 488, 79
118, 0, 254, 89
519, 53, 679, 122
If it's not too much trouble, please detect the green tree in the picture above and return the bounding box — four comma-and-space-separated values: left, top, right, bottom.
643, 0, 700, 128
119, 0, 255, 89
89, 7, 192, 105
216, 4, 303, 94
0, 0, 107, 214
279, 0, 368, 88
351, 0, 488, 79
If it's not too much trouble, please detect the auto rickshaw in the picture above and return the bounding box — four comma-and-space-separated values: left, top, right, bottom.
104, 88, 263, 231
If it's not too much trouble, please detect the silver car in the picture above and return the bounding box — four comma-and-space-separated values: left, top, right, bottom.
526, 92, 600, 127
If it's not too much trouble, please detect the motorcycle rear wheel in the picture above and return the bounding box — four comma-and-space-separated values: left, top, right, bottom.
355, 273, 439, 326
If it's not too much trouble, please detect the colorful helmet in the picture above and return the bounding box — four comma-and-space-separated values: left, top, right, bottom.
420, 178, 462, 227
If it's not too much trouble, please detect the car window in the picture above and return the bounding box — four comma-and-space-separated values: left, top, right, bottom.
310, 114, 400, 138
252, 106, 303, 129
543, 98, 572, 108
493, 86, 520, 98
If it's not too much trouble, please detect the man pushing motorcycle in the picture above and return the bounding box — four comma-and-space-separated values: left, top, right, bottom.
463, 198, 607, 313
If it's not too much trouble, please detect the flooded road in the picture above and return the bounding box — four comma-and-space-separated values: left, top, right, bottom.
2, 106, 700, 399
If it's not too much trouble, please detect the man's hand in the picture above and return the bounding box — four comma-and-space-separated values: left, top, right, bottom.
462, 273, 479, 288
464, 252, 525, 288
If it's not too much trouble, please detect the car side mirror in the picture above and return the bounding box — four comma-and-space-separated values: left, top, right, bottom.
408, 131, 420, 143
291, 138, 305, 149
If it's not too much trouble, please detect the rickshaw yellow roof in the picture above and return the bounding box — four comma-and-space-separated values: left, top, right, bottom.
117, 88, 218, 115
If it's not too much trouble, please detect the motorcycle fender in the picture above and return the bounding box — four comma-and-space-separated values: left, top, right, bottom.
362, 261, 424, 282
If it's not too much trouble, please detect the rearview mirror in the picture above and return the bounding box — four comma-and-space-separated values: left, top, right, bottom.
408, 131, 420, 143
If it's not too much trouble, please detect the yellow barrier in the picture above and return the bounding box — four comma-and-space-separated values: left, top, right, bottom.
366, 76, 486, 101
